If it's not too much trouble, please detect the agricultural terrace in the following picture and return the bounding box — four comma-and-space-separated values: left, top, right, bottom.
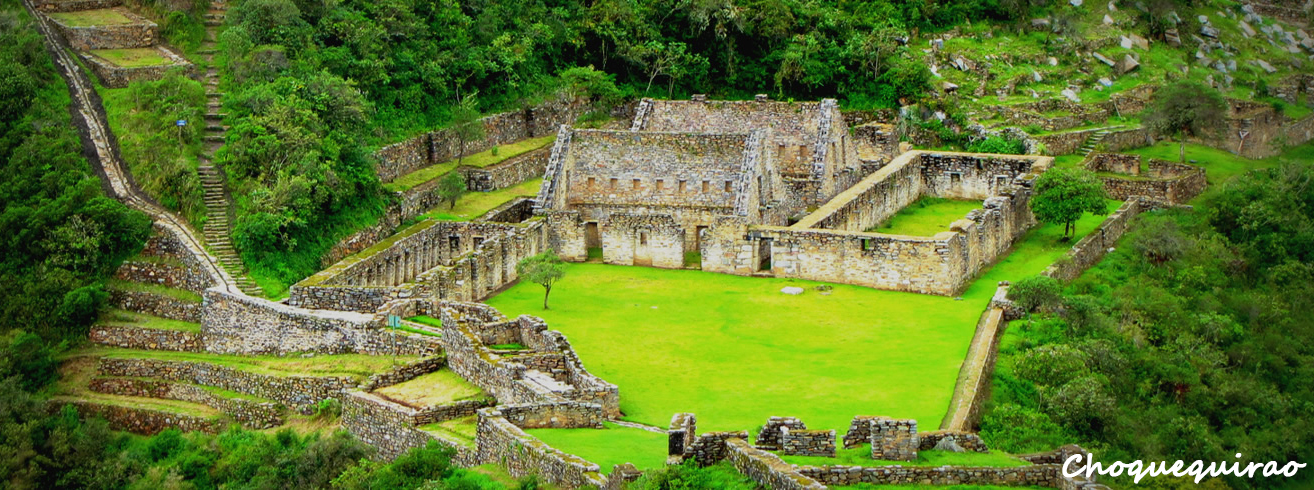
486, 208, 1112, 468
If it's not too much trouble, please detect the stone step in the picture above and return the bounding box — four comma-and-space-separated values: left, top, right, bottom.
204, 20, 223, 27
204, 135, 225, 143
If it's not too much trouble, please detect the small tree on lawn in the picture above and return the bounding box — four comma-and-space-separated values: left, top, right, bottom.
517, 249, 566, 310
1142, 80, 1228, 163
1031, 167, 1109, 239
437, 172, 466, 210
452, 91, 485, 165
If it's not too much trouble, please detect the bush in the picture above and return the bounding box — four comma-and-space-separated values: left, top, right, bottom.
314, 398, 342, 421
1008, 275, 1062, 313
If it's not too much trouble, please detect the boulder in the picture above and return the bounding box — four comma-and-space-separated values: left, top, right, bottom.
934, 436, 966, 453
781, 287, 804, 296
1115, 54, 1140, 74
1093, 52, 1116, 66
1197, 14, 1209, 24
1098, 77, 1114, 87
1103, 14, 1115, 25
1129, 34, 1150, 50
1070, 0, 1082, 6
1201, 25, 1220, 39
1061, 88, 1081, 103
942, 81, 959, 93
1239, 20, 1256, 38
1031, 18, 1050, 29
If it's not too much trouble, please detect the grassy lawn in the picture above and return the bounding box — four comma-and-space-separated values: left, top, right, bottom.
407, 315, 443, 328
779, 446, 1028, 468
525, 423, 669, 472
372, 370, 484, 408
384, 136, 554, 192
66, 347, 419, 381
97, 308, 201, 333
48, 9, 133, 26
90, 48, 174, 68
868, 198, 983, 236
419, 178, 542, 221
106, 279, 203, 303
1127, 141, 1277, 185
487, 207, 1112, 436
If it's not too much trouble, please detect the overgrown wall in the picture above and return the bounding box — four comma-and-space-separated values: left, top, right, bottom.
97, 357, 354, 413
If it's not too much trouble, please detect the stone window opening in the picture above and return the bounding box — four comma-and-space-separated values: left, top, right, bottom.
639, 232, 649, 245
656, 179, 665, 191
587, 177, 596, 189
702, 180, 710, 193
995, 176, 1008, 188
950, 172, 962, 185
975, 161, 984, 171
609, 178, 618, 191
633, 178, 641, 190
678, 180, 687, 193
449, 235, 460, 251
724, 180, 733, 192
861, 238, 873, 251
473, 236, 484, 247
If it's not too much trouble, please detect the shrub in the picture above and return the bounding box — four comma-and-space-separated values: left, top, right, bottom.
1008, 275, 1062, 313
314, 398, 342, 421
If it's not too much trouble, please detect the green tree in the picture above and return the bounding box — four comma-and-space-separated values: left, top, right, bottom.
1142, 80, 1229, 162
437, 172, 467, 210
516, 249, 567, 310
1030, 167, 1108, 238
451, 91, 485, 166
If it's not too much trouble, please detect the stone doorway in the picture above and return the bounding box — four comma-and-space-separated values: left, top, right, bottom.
758, 238, 773, 271
635, 230, 653, 266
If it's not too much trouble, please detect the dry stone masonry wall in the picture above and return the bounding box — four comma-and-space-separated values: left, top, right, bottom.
1085, 154, 1206, 204
88, 377, 283, 429
97, 357, 353, 414
51, 399, 224, 435
89, 326, 203, 352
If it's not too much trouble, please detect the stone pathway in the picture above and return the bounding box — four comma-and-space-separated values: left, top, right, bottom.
195, 0, 263, 297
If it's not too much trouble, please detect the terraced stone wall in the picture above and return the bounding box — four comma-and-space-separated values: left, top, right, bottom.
136, 223, 218, 289
115, 260, 212, 293
202, 287, 431, 356
88, 378, 283, 429
80, 47, 194, 88
462, 147, 550, 192
376, 97, 585, 182
97, 357, 354, 413
360, 356, 448, 391
51, 399, 223, 434
33, 0, 121, 12
474, 406, 610, 488
48, 8, 156, 50
109, 289, 201, 322
89, 325, 203, 352
342, 391, 479, 462
798, 464, 1065, 487
1086, 154, 1206, 204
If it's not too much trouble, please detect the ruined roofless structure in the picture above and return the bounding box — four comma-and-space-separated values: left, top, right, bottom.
534, 95, 861, 254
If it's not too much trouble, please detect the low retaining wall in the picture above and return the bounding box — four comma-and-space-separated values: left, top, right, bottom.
97, 357, 354, 414
1042, 198, 1153, 282
798, 464, 1064, 487
81, 46, 195, 89
89, 378, 283, 429
115, 259, 213, 294
725, 438, 826, 490
940, 289, 1008, 431
50, 399, 223, 435
474, 405, 610, 488
89, 326, 203, 352
33, 0, 122, 12
1085, 154, 1206, 204
361, 356, 448, 391
108, 289, 201, 322
1036, 127, 1153, 156
342, 391, 478, 462
47, 7, 156, 50
462, 147, 549, 192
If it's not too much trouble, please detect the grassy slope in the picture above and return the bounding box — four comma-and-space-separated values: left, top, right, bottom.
65, 347, 418, 381
106, 278, 204, 303
526, 423, 669, 472
870, 198, 984, 236
97, 308, 201, 332
48, 9, 132, 26
91, 48, 174, 67
384, 136, 554, 192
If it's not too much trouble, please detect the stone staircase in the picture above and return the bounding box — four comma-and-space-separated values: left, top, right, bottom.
1077, 128, 1112, 157
194, 0, 263, 297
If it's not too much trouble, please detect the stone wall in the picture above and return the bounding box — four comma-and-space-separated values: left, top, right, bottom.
1043, 198, 1154, 282
478, 197, 536, 224
599, 213, 685, 268
685, 431, 750, 466
703, 153, 1040, 296
291, 220, 547, 311
97, 357, 355, 413
375, 97, 585, 182
47, 7, 156, 50
853, 123, 899, 169
342, 391, 478, 462
89, 377, 284, 429
668, 412, 697, 459
725, 438, 827, 490
1086, 154, 1207, 204
756, 416, 808, 449
201, 287, 439, 356
870, 418, 919, 461
798, 464, 1066, 487
462, 147, 550, 192
115, 260, 212, 294
81, 46, 195, 88
437, 302, 621, 417
136, 223, 218, 290
781, 428, 836, 457
360, 356, 447, 392
34, 0, 122, 12
918, 431, 989, 452
940, 298, 1008, 432
475, 405, 610, 488
108, 289, 201, 322
89, 325, 203, 352
51, 399, 223, 435
1036, 126, 1153, 156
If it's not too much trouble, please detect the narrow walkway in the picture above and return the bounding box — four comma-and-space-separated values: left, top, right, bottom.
195, 0, 263, 297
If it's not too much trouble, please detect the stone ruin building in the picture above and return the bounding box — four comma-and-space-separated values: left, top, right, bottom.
535, 95, 1051, 296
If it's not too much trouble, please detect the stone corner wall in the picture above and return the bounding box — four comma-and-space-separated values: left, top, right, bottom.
475, 407, 609, 488
48, 7, 156, 50
81, 47, 195, 89
341, 390, 478, 463
870, 417, 919, 461
89, 325, 203, 352
724, 438, 827, 490
1042, 198, 1155, 282
780, 428, 836, 457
